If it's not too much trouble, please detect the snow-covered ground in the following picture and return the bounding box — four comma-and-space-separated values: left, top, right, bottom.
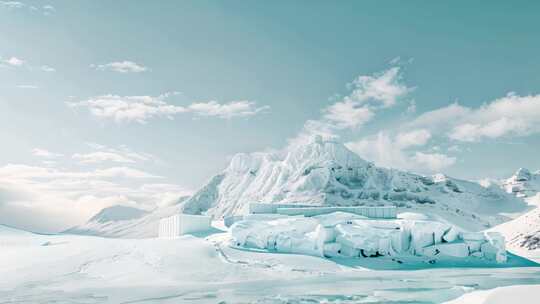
2, 224, 540, 303
444, 284, 540, 304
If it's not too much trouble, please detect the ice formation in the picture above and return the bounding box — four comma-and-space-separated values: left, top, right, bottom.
230, 212, 507, 263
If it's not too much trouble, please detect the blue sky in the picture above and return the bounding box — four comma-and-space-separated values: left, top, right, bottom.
1, 1, 540, 232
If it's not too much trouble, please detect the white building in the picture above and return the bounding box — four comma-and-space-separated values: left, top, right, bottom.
158, 214, 212, 238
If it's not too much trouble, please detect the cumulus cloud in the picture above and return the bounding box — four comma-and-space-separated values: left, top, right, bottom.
0, 2, 54, 14
409, 93, 540, 142
395, 129, 431, 149
91, 61, 148, 73
295, 66, 413, 143
322, 99, 374, 129
346, 129, 455, 173
412, 152, 456, 172
68, 94, 269, 123
344, 67, 414, 108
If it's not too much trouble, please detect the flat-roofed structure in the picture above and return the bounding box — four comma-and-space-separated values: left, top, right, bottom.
248, 203, 397, 219
158, 214, 212, 238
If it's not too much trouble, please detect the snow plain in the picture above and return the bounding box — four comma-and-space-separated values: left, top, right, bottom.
2, 223, 540, 304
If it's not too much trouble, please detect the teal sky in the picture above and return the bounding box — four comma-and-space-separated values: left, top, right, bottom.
1, 1, 540, 231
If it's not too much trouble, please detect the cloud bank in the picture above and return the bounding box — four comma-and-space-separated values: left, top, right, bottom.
68, 94, 269, 123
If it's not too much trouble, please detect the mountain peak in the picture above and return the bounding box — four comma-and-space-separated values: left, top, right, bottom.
88, 205, 149, 224
180, 137, 524, 231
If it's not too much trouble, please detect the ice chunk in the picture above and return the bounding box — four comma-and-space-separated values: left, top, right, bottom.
442, 226, 460, 243
339, 243, 360, 257
460, 232, 485, 241
421, 243, 469, 258
323, 243, 341, 257
334, 222, 404, 256
483, 232, 507, 263
465, 240, 484, 253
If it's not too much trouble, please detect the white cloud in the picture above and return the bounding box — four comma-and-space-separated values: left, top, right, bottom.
347, 132, 409, 170
73, 152, 136, 164
16, 84, 38, 89
0, 2, 55, 15
322, 99, 373, 129
91, 61, 148, 73
0, 1, 24, 9
344, 67, 414, 108
2, 56, 25, 67
0, 56, 55, 71
346, 130, 455, 173
412, 152, 456, 172
68, 94, 186, 123
72, 145, 153, 164
295, 66, 413, 142
395, 129, 431, 149
0, 174, 189, 233
40, 65, 55, 72
409, 94, 540, 142
0, 164, 161, 180
68, 94, 269, 123
2, 142, 189, 233
31, 148, 63, 158
42, 4, 54, 15
187, 100, 270, 119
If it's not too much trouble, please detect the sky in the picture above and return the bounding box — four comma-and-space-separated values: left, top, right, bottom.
1, 1, 540, 232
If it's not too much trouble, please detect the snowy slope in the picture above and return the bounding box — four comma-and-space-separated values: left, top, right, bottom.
3, 222, 540, 303
65, 197, 189, 238
492, 207, 540, 251
490, 169, 540, 253
182, 136, 525, 231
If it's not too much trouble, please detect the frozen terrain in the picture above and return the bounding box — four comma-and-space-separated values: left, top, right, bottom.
501, 168, 540, 199
2, 224, 540, 303
70, 137, 527, 238
491, 168, 540, 252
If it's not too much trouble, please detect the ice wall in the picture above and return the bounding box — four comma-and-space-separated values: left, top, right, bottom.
230, 212, 507, 263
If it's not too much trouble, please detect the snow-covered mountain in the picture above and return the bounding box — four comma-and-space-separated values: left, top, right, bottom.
68, 136, 526, 238
182, 136, 525, 231
501, 168, 540, 198
65, 197, 190, 238
490, 168, 540, 252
